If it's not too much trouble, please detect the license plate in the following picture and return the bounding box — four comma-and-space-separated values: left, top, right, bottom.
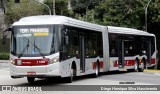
27, 72, 36, 75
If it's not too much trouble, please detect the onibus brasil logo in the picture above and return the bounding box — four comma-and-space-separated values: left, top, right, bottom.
1, 86, 42, 91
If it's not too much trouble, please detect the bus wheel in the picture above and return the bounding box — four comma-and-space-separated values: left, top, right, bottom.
127, 61, 138, 72
66, 68, 73, 83
138, 61, 144, 72
134, 61, 138, 72
27, 77, 35, 83
94, 63, 99, 77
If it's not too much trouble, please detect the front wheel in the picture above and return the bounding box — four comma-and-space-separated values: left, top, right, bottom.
27, 77, 35, 83
65, 69, 73, 83
134, 61, 138, 72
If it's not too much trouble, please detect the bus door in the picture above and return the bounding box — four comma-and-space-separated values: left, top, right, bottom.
146, 39, 152, 65
79, 33, 85, 73
118, 38, 124, 68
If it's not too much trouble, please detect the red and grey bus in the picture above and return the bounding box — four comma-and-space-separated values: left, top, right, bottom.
2, 15, 157, 83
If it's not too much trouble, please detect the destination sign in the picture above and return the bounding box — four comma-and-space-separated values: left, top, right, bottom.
19, 28, 49, 34
17, 28, 49, 37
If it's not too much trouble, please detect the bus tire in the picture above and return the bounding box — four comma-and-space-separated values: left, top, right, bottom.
134, 61, 138, 72
138, 60, 144, 72
72, 62, 77, 79
65, 68, 73, 83
127, 61, 138, 72
94, 62, 99, 77
27, 77, 35, 83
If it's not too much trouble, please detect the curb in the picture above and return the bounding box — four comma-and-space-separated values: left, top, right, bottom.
144, 69, 160, 72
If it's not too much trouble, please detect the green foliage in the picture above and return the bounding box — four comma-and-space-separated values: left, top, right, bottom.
94, 0, 144, 29
71, 0, 99, 14
0, 53, 9, 60
85, 0, 160, 50
5, 0, 44, 25
0, 38, 10, 53
43, 0, 71, 16
3, 0, 160, 50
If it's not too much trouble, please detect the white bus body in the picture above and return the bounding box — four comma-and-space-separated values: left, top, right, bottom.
7, 15, 156, 83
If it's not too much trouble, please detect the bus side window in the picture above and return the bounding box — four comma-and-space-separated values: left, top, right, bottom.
65, 27, 79, 58
85, 30, 98, 58
109, 33, 118, 57
97, 33, 103, 57
111, 49, 116, 55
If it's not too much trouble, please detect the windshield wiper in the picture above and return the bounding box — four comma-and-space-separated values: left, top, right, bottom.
33, 39, 45, 58
18, 39, 30, 58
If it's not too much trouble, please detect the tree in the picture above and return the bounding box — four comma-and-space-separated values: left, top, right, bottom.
148, 0, 160, 50
69, 0, 160, 51
4, 0, 160, 51
5, 0, 44, 25
14, 0, 20, 3
70, 0, 99, 21
43, 0, 70, 16
94, 0, 144, 29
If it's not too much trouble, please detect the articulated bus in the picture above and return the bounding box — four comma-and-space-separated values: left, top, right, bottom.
2, 15, 156, 83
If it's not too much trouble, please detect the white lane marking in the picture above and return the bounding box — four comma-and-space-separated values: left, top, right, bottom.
155, 73, 160, 76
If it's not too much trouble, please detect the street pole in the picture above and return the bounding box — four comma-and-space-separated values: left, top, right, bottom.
86, 0, 92, 21
0, 0, 4, 13
53, 0, 55, 15
139, 0, 152, 32
33, 0, 51, 15
145, 0, 152, 32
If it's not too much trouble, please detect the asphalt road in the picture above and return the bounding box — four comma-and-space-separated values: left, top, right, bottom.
0, 62, 160, 94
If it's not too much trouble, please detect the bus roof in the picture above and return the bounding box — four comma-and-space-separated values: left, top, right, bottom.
108, 26, 155, 37
13, 15, 104, 31
13, 15, 154, 37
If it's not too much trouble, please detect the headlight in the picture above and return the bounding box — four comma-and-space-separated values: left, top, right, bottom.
10, 59, 15, 65
49, 57, 59, 64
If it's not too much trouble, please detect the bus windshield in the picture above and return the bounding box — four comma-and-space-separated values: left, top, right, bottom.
11, 25, 55, 57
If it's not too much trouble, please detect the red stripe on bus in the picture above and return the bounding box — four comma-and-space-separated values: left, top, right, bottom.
124, 58, 156, 66
151, 58, 156, 64
99, 61, 103, 68
15, 58, 49, 66
125, 60, 135, 66
93, 61, 103, 69
145, 58, 156, 64
114, 60, 118, 67
114, 60, 135, 67
93, 62, 96, 69
113, 58, 156, 67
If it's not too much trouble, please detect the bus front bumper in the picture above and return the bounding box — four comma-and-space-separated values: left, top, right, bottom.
10, 62, 61, 78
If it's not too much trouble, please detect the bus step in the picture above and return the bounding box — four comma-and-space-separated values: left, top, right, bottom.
118, 69, 127, 71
